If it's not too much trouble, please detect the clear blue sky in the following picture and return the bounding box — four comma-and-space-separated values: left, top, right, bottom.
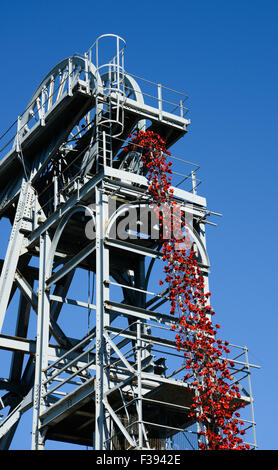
0, 0, 277, 450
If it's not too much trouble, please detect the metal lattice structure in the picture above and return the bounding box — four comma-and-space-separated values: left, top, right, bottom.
0, 34, 258, 450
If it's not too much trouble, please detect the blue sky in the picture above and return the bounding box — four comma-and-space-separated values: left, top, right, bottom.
0, 0, 277, 450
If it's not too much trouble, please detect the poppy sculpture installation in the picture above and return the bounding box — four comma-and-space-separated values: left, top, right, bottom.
124, 130, 250, 450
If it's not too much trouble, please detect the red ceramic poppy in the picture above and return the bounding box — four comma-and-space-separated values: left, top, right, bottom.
124, 131, 249, 450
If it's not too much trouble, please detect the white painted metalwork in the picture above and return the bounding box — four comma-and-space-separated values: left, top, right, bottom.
0, 34, 258, 451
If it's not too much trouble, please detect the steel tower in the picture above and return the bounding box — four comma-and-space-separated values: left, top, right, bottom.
0, 35, 258, 450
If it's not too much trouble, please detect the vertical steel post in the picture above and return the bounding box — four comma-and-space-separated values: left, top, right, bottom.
180, 99, 184, 118
16, 116, 21, 153
53, 175, 58, 212
116, 36, 120, 91
137, 320, 143, 449
31, 231, 51, 450
191, 170, 197, 195
245, 346, 257, 448
95, 185, 110, 449
198, 217, 210, 305
158, 84, 162, 120
84, 53, 90, 95
41, 87, 46, 126
102, 130, 107, 168
68, 57, 73, 97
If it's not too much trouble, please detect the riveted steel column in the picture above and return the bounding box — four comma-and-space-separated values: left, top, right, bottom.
137, 320, 143, 448
31, 231, 51, 450
0, 180, 33, 333
95, 185, 110, 449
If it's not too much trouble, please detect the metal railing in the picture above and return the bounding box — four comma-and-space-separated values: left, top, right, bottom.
0, 35, 190, 162
38, 300, 259, 450
42, 331, 96, 403
100, 129, 201, 194
104, 318, 259, 450
126, 71, 189, 118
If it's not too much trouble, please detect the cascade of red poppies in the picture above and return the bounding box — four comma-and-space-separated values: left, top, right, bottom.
124, 130, 249, 450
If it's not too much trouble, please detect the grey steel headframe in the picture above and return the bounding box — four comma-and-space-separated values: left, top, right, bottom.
0, 33, 258, 451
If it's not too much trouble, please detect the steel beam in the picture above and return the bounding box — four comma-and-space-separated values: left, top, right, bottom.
0, 333, 92, 365
9, 291, 33, 383
105, 300, 178, 326
31, 232, 51, 450
94, 185, 110, 449
46, 241, 96, 288
0, 390, 33, 442
0, 181, 33, 333
105, 238, 163, 260
27, 173, 103, 249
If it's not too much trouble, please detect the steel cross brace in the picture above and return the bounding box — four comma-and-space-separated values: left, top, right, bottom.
0, 180, 35, 333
